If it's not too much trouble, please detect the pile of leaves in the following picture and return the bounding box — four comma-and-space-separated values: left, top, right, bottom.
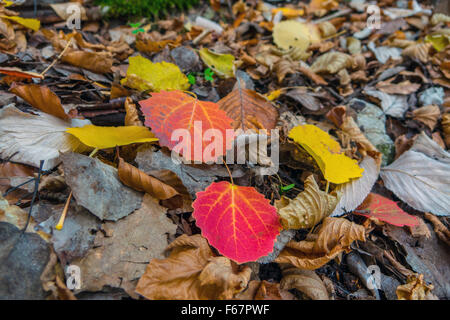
0, 0, 449, 300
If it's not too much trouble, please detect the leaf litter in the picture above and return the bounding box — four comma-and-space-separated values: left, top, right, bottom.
0, 0, 449, 301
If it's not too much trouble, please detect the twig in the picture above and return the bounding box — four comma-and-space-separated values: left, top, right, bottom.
21, 160, 44, 234
40, 37, 73, 77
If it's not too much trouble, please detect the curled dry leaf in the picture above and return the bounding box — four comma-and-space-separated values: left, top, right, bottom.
117, 156, 179, 201
217, 79, 279, 131
276, 175, 339, 230
423, 212, 450, 246
311, 52, 353, 74
376, 80, 421, 95
135, 234, 252, 300
275, 217, 366, 270
380, 132, 450, 216
280, 265, 329, 300
10, 83, 68, 120
402, 43, 431, 64
234, 280, 288, 300
124, 97, 143, 127
411, 105, 441, 130
396, 274, 438, 300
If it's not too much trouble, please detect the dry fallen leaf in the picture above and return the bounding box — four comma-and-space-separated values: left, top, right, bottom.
396, 274, 438, 300
276, 175, 339, 230
402, 43, 431, 63
135, 234, 252, 300
411, 105, 441, 130
118, 156, 179, 201
275, 217, 366, 270
10, 83, 69, 120
280, 265, 329, 300
311, 52, 353, 74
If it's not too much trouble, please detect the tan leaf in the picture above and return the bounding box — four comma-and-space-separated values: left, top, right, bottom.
10, 83, 69, 120
442, 113, 450, 148
311, 52, 353, 74
412, 105, 441, 130
234, 280, 293, 300
275, 217, 366, 270
61, 50, 113, 74
281, 265, 329, 300
124, 97, 143, 126
376, 80, 421, 95
217, 79, 279, 131
135, 234, 252, 300
402, 43, 431, 64
396, 274, 438, 300
276, 175, 339, 230
118, 156, 179, 200
297, 64, 328, 85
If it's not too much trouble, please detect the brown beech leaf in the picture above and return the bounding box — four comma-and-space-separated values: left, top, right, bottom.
135, 234, 252, 300
124, 97, 143, 127
402, 43, 431, 64
376, 80, 421, 95
281, 265, 330, 300
311, 52, 353, 74
275, 217, 366, 270
61, 50, 113, 74
411, 105, 441, 130
10, 83, 69, 120
276, 175, 339, 230
217, 78, 279, 131
442, 113, 450, 148
234, 280, 294, 300
396, 274, 438, 300
118, 156, 179, 200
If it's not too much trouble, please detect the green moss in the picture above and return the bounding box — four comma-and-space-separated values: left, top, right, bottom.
96, 0, 199, 18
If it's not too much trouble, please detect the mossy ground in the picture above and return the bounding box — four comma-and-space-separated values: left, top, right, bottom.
96, 0, 199, 18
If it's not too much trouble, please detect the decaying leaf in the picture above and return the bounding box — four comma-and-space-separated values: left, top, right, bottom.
139, 90, 233, 163
289, 124, 364, 184
275, 217, 366, 270
124, 97, 143, 127
364, 88, 409, 118
10, 83, 68, 120
135, 234, 252, 299
193, 181, 281, 264
198, 48, 235, 78
276, 175, 339, 230
71, 194, 177, 297
380, 132, 450, 216
273, 20, 321, 53
411, 105, 441, 130
118, 156, 179, 201
280, 265, 329, 300
311, 52, 353, 74
217, 79, 279, 131
121, 55, 189, 92
396, 274, 438, 300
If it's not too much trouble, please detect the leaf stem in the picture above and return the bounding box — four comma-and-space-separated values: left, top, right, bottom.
222, 158, 234, 185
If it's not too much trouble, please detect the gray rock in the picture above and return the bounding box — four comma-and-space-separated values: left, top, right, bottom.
0, 222, 50, 299
170, 46, 201, 72
61, 152, 143, 221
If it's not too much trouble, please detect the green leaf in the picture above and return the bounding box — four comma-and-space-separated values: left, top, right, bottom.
204, 68, 214, 82
281, 184, 295, 192
187, 73, 196, 85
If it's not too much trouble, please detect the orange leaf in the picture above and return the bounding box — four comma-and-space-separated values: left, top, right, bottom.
355, 193, 419, 227
217, 81, 279, 131
139, 90, 234, 163
10, 83, 69, 120
0, 67, 43, 80
117, 156, 179, 201
192, 181, 281, 264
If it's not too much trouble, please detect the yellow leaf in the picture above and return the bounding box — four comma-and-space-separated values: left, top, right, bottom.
266, 89, 282, 101
425, 29, 450, 52
66, 125, 158, 150
198, 48, 235, 78
289, 124, 364, 184
272, 8, 304, 18
0, 15, 40, 31
272, 20, 321, 53
121, 55, 190, 92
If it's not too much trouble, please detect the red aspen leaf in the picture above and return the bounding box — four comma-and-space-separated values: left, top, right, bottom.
355, 193, 419, 227
192, 181, 281, 264
139, 90, 234, 163
0, 67, 44, 80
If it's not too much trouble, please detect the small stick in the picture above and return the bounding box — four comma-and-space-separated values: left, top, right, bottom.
40, 37, 73, 77
325, 180, 330, 194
